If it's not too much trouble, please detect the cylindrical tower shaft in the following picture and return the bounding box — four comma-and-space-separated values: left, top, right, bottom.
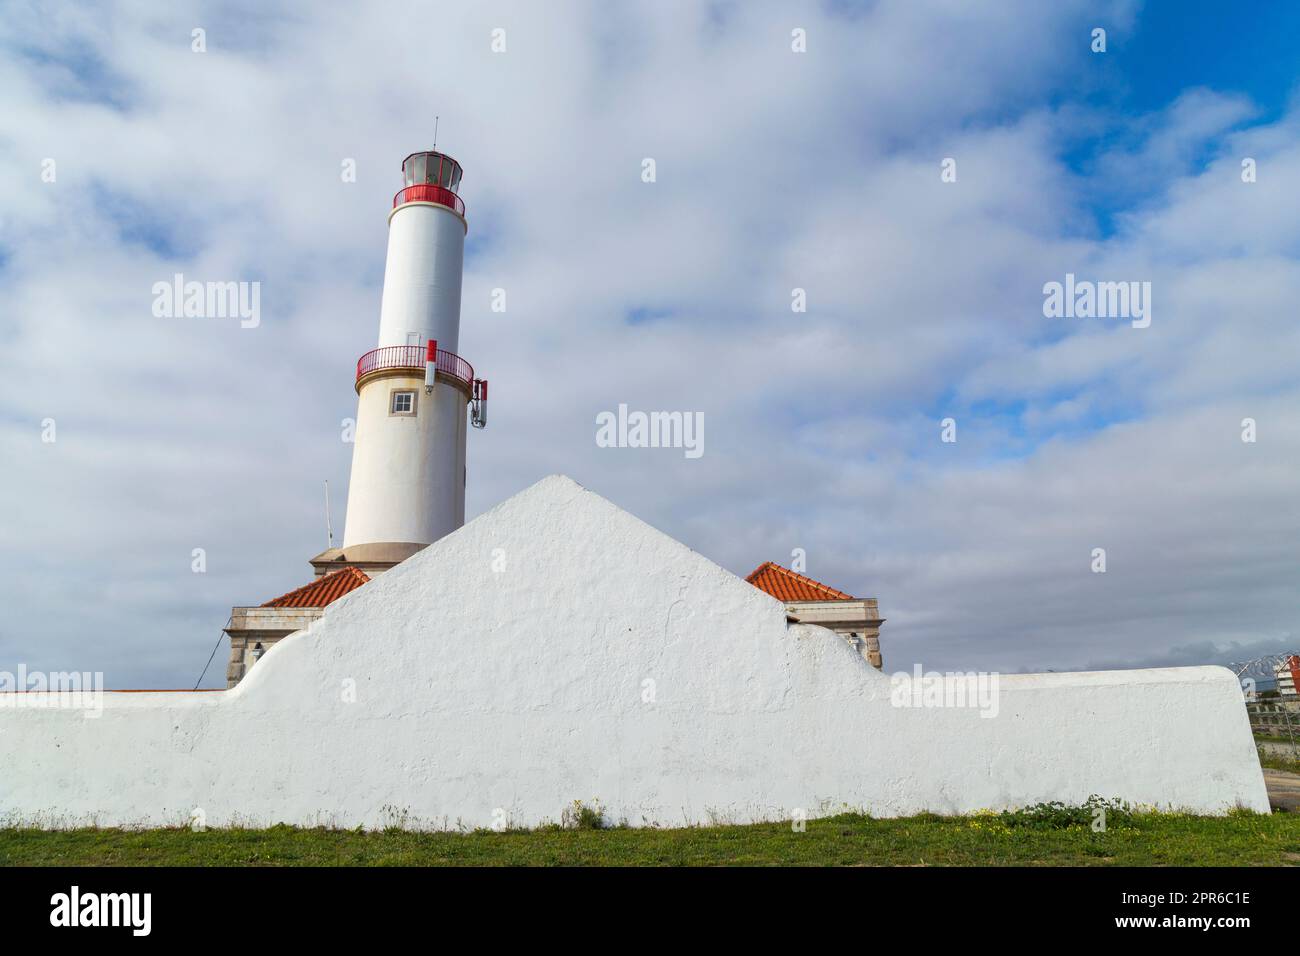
338, 150, 477, 558
376, 204, 465, 352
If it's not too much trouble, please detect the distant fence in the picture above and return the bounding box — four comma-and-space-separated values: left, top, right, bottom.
1230, 654, 1299, 753
1245, 698, 1299, 747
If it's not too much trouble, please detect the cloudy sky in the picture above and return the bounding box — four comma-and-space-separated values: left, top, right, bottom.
1, 0, 1297, 687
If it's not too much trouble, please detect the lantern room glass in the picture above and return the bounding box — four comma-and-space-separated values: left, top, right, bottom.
402, 152, 462, 194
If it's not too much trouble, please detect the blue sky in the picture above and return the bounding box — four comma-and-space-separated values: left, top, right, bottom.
1062, 1, 1300, 233
1, 0, 1298, 687
1114, 1, 1300, 117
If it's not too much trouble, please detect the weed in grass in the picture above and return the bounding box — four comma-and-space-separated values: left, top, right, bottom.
997, 795, 1135, 831
561, 800, 606, 830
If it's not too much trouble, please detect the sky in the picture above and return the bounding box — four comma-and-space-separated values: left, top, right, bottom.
1, 0, 1298, 688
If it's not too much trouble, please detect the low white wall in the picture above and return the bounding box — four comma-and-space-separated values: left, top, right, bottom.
0, 476, 1269, 828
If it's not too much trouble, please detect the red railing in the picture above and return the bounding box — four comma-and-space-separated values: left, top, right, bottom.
393, 183, 465, 217
355, 345, 474, 390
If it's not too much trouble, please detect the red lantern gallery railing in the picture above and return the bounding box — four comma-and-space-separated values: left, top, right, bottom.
392, 183, 465, 217
356, 345, 474, 391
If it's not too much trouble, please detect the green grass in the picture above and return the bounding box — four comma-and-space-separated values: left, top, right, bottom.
1254, 733, 1299, 745
1259, 752, 1300, 775
2, 805, 1298, 866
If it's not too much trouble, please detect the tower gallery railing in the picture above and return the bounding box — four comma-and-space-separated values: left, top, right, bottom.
356, 345, 474, 391
392, 183, 465, 217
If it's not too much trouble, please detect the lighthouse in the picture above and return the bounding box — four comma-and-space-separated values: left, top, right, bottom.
311, 149, 487, 578
226, 150, 487, 682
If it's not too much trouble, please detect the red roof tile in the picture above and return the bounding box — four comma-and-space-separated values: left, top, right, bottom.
262, 566, 371, 608
745, 561, 855, 602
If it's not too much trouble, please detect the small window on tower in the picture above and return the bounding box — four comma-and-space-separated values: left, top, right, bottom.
390, 390, 417, 416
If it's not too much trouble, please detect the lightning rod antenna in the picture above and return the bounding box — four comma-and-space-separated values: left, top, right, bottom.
324, 480, 334, 549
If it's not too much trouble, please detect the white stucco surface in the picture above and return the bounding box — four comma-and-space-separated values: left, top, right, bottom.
341, 372, 467, 548
0, 476, 1269, 828
376, 202, 465, 353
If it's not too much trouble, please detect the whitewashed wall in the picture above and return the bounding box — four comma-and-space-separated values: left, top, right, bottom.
0, 476, 1269, 828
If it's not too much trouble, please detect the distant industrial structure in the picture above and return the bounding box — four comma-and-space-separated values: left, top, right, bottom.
1276, 655, 1300, 697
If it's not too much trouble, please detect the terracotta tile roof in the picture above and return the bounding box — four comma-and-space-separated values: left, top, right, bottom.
745, 561, 855, 602
261, 566, 371, 608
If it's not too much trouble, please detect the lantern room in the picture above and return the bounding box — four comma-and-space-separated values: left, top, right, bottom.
394, 150, 466, 217
403, 151, 462, 191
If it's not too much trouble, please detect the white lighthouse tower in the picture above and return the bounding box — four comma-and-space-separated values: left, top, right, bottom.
311, 149, 487, 578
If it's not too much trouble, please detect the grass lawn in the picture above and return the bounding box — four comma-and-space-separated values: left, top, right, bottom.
3, 806, 1299, 866
1259, 752, 1300, 774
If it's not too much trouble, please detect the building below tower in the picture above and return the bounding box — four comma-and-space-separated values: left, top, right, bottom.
307, 541, 427, 579
745, 561, 885, 669
224, 566, 371, 687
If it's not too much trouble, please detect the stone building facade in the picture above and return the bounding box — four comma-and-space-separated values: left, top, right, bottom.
746, 561, 885, 669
